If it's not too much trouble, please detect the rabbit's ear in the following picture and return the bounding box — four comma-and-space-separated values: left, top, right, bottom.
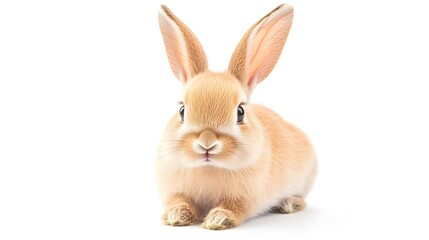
228, 4, 294, 95
159, 5, 208, 83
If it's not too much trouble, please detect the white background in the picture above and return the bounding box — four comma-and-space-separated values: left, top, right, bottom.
1, 0, 428, 239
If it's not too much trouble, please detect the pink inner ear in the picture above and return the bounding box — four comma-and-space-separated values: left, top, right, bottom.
245, 5, 293, 89
167, 34, 187, 81
159, 5, 208, 84
159, 12, 188, 82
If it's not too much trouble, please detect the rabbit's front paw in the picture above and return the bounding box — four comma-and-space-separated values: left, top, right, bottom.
162, 203, 198, 226
202, 208, 238, 230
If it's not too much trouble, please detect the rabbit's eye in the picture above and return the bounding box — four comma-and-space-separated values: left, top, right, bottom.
179, 105, 185, 122
237, 106, 245, 123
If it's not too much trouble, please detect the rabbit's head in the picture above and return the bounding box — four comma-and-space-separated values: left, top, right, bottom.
158, 4, 294, 170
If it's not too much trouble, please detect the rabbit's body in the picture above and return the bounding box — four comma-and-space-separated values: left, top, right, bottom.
156, 5, 317, 230
157, 101, 317, 217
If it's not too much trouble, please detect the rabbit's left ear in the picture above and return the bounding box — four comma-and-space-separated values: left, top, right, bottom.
228, 4, 294, 95
159, 5, 208, 83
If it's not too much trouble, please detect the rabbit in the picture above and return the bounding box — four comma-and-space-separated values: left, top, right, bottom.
156, 4, 317, 230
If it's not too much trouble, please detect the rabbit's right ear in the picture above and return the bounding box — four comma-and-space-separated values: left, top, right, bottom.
159, 5, 208, 83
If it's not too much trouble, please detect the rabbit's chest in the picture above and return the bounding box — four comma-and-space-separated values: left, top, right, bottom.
171, 167, 259, 205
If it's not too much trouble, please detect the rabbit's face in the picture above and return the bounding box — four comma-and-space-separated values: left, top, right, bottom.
168, 72, 263, 170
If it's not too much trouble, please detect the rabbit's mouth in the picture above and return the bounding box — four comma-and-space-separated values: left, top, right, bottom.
204, 152, 212, 162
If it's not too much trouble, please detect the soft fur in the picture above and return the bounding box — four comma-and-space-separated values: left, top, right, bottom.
156, 4, 317, 230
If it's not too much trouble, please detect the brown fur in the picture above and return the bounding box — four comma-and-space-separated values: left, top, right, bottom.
157, 4, 317, 230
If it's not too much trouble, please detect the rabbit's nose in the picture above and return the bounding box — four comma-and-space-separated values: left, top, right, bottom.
193, 129, 221, 154
197, 140, 218, 151
194, 140, 220, 155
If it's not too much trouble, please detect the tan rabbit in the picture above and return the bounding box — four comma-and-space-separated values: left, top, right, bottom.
156, 4, 317, 230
